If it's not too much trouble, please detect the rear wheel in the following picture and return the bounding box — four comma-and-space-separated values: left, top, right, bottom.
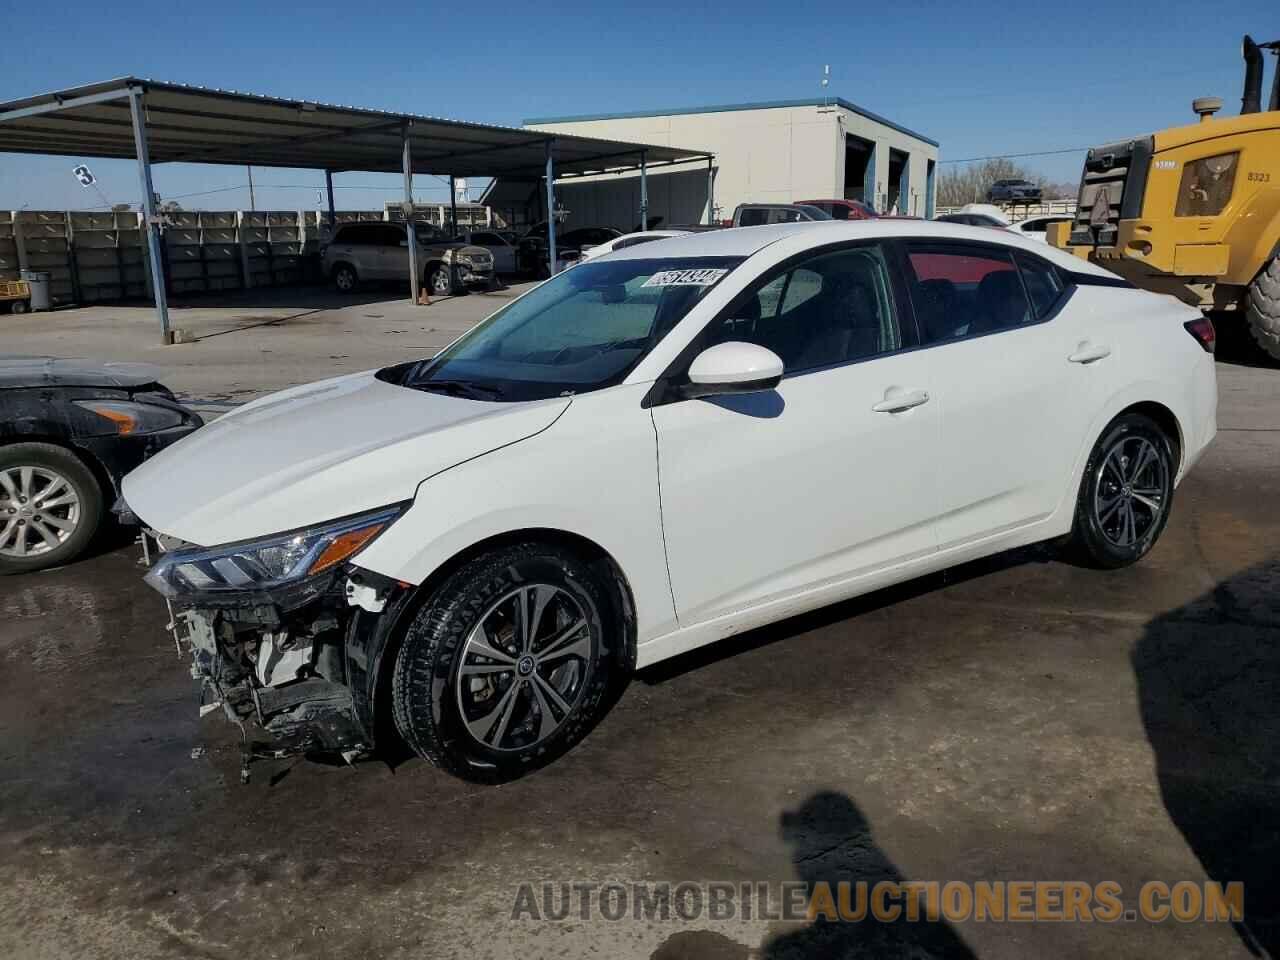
1246, 257, 1280, 362
331, 263, 358, 293
392, 542, 617, 782
9, 299, 29, 315
1069, 413, 1175, 568
0, 443, 103, 574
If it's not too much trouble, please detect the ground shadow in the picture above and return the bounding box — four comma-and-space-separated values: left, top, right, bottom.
761, 791, 978, 959
1132, 555, 1280, 954
1210, 311, 1280, 370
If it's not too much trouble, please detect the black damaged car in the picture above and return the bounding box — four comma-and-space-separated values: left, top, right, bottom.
0, 356, 202, 574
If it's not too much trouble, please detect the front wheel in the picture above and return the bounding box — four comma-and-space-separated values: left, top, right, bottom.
1068, 413, 1176, 568
428, 264, 455, 296
0, 443, 103, 574
392, 542, 618, 782
1246, 257, 1280, 362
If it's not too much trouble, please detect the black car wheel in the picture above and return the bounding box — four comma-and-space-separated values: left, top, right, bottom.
1069, 413, 1176, 568
0, 443, 103, 574
332, 263, 358, 293
392, 542, 618, 782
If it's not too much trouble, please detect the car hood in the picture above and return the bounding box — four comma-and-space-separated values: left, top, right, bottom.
0, 355, 165, 390
122, 370, 570, 546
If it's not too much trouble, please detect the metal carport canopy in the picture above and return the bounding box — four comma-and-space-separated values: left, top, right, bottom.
0, 77, 713, 342
0, 77, 711, 177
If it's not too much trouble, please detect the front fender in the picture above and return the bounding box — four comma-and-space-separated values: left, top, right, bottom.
352, 383, 679, 646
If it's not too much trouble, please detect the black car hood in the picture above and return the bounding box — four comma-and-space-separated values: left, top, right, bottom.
0, 355, 164, 390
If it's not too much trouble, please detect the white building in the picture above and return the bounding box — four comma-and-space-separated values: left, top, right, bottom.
484, 98, 939, 230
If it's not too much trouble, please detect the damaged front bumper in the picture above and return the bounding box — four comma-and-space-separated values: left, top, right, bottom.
139, 527, 411, 781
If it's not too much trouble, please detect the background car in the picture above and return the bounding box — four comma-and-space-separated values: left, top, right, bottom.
1, 356, 201, 574
732, 203, 833, 226
516, 223, 623, 277
796, 198, 878, 220
126, 220, 1216, 783
1008, 214, 1075, 244
577, 229, 690, 262
455, 230, 518, 274
935, 212, 1010, 228
988, 178, 1044, 203
322, 222, 495, 296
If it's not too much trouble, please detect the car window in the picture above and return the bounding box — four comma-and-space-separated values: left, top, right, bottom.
906, 244, 1032, 342
1014, 253, 1065, 319
769, 208, 802, 224
403, 256, 742, 401
337, 224, 373, 245
706, 244, 905, 375
737, 208, 768, 227
471, 232, 502, 245
377, 224, 407, 246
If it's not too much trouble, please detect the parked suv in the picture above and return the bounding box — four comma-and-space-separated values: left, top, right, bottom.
732, 203, 832, 227
322, 222, 494, 295
987, 179, 1043, 203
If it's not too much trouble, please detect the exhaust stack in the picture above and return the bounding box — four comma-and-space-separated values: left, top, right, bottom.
1242, 34, 1264, 114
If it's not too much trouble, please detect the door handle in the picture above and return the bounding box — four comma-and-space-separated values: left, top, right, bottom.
872, 389, 930, 413
1068, 342, 1111, 364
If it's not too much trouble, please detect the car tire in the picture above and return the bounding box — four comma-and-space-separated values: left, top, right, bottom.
331, 263, 359, 293
392, 541, 618, 782
1068, 413, 1176, 569
9, 299, 29, 315
1246, 256, 1280, 362
0, 442, 103, 575
428, 263, 455, 296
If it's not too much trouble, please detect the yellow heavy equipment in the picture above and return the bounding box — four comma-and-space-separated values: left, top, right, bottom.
1050, 35, 1280, 359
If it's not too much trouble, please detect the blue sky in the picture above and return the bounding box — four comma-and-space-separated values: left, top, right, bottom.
1, 0, 1273, 211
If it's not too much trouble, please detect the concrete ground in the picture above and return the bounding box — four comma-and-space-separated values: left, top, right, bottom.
0, 296, 1278, 959
0, 285, 529, 416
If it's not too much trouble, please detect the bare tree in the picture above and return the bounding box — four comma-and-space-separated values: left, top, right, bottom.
936, 158, 1067, 207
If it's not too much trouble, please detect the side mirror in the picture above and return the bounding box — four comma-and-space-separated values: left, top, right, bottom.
681, 342, 784, 399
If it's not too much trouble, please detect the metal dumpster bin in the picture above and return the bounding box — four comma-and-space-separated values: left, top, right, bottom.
19, 271, 51, 312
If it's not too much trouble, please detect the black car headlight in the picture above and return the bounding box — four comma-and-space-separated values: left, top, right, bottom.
143, 504, 406, 600
74, 400, 187, 436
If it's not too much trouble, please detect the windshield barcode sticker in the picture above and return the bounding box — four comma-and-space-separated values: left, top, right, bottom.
642, 268, 729, 287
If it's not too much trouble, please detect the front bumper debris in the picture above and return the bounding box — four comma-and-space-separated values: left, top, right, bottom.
140, 528, 377, 782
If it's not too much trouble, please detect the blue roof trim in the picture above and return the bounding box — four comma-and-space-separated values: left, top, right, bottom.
523, 98, 939, 148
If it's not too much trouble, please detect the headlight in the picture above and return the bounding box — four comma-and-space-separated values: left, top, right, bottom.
75, 400, 185, 436
143, 504, 406, 600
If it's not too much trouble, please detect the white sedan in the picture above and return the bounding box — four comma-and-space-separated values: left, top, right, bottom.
124, 220, 1217, 783
578, 229, 690, 262
1008, 214, 1075, 244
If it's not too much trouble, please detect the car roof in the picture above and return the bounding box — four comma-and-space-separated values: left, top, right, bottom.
599, 219, 1119, 278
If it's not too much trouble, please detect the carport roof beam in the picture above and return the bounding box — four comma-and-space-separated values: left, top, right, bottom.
0, 78, 712, 180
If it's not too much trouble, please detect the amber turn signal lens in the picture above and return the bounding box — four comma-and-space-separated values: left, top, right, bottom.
305, 523, 386, 576
84, 405, 137, 435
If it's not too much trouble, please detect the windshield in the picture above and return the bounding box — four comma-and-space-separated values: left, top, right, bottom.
389, 256, 742, 401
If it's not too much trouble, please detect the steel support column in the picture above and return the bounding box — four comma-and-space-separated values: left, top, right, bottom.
324, 169, 336, 232
705, 157, 716, 226
128, 88, 171, 345
639, 150, 648, 231
545, 140, 557, 276
449, 175, 458, 236
402, 126, 420, 303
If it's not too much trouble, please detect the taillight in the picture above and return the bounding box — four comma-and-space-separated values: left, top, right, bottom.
1183, 317, 1216, 353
